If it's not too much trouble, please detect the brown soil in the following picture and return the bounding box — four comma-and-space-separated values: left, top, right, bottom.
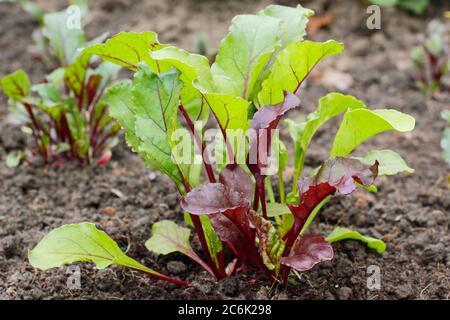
0, 0, 449, 300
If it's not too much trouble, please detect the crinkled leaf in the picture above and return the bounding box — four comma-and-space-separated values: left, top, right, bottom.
180, 183, 248, 215
258, 41, 344, 106
326, 227, 386, 254
211, 14, 281, 98
105, 67, 189, 191
300, 157, 379, 196
84, 32, 168, 72
219, 164, 253, 202
151, 46, 211, 121
331, 109, 415, 157
28, 222, 179, 282
280, 234, 333, 272
248, 210, 285, 272
355, 149, 414, 175
1, 69, 31, 100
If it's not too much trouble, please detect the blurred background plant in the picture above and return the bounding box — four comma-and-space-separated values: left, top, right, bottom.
0, 1, 121, 166
410, 20, 449, 95
369, 0, 430, 15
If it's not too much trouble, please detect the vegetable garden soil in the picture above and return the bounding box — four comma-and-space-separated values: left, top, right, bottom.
1, 0, 449, 300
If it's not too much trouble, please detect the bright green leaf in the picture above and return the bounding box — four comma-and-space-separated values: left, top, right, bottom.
258, 4, 313, 47
355, 149, 414, 175
84, 32, 168, 72
258, 41, 344, 106
331, 109, 415, 157
1, 69, 31, 100
28, 222, 168, 276
326, 227, 386, 254
211, 14, 281, 98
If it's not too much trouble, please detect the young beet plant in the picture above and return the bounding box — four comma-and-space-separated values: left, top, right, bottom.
28, 5, 415, 286
410, 20, 450, 94
1, 4, 120, 166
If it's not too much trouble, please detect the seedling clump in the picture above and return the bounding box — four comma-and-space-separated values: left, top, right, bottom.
1, 4, 121, 166
28, 5, 415, 287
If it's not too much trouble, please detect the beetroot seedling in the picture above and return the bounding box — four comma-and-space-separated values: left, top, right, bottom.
28, 4, 415, 287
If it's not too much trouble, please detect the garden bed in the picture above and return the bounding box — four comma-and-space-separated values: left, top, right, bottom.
0, 0, 449, 299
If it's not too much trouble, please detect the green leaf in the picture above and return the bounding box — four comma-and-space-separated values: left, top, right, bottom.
64, 51, 91, 98
145, 220, 191, 254
258, 41, 344, 106
326, 227, 386, 254
6, 150, 24, 168
258, 4, 313, 47
84, 32, 168, 72
29, 222, 168, 276
354, 149, 414, 175
151, 46, 211, 121
331, 109, 415, 157
265, 202, 291, 217
42, 11, 86, 66
145, 220, 215, 276
203, 93, 250, 131
211, 14, 281, 98
183, 214, 223, 270
286, 93, 366, 194
105, 65, 191, 192
1, 69, 31, 100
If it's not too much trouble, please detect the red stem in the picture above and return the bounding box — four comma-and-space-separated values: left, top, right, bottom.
178, 104, 216, 183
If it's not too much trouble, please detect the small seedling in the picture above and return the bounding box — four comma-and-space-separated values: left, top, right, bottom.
410, 20, 450, 94
1, 3, 120, 166
28, 5, 415, 287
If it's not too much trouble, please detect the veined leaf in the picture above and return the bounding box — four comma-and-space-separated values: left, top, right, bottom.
64, 51, 91, 99
145, 220, 214, 276
258, 4, 313, 47
258, 41, 344, 106
326, 227, 386, 254
211, 14, 281, 98
203, 93, 250, 131
354, 149, 414, 175
151, 46, 211, 121
84, 32, 168, 72
28, 222, 188, 285
105, 66, 188, 192
280, 234, 333, 272
331, 109, 415, 157
1, 69, 31, 100
286, 93, 366, 194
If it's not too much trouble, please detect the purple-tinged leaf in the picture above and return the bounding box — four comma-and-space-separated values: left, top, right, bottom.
250, 93, 301, 132
280, 234, 333, 272
180, 183, 248, 215
299, 157, 379, 196
219, 164, 253, 203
